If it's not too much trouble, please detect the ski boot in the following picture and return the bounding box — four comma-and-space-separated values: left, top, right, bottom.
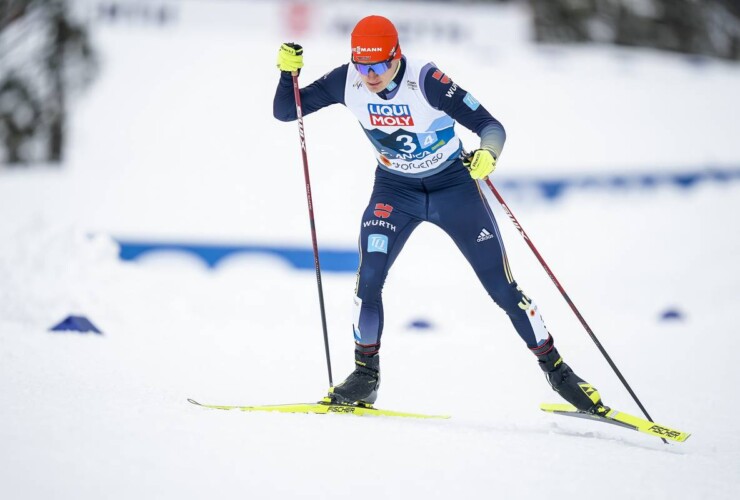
327, 350, 380, 405
532, 336, 603, 413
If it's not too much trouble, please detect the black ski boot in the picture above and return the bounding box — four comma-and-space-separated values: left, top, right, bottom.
532, 336, 602, 412
328, 350, 380, 405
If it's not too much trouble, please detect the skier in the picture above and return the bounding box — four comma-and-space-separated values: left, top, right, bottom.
274, 15, 603, 413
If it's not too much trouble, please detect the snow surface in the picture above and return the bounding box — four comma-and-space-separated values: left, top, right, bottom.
1, 1, 739, 498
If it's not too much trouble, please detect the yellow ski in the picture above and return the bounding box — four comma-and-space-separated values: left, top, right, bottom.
541, 403, 690, 443
188, 398, 450, 420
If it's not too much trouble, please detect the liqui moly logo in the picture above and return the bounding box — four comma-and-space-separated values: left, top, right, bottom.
367, 104, 414, 127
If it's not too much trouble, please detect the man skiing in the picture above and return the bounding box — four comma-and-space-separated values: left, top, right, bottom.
273, 15, 604, 413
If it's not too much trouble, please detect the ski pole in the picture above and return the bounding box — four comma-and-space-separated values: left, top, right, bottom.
291, 72, 333, 387
483, 178, 666, 441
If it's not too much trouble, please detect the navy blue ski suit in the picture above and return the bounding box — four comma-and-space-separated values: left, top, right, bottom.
274, 57, 550, 355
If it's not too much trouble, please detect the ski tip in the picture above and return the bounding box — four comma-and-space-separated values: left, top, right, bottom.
187, 398, 202, 406
676, 432, 691, 443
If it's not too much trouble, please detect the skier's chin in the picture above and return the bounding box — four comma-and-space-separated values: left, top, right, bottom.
365, 80, 384, 92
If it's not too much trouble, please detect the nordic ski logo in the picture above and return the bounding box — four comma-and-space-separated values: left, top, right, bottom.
648, 425, 681, 439
579, 384, 598, 399
367, 104, 414, 127
373, 203, 393, 218
368, 234, 388, 254
328, 406, 358, 414
477, 228, 494, 242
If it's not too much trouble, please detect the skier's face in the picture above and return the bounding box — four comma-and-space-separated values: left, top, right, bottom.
359, 58, 400, 93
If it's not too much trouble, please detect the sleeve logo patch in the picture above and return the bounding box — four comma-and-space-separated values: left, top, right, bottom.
463, 93, 480, 111
431, 69, 451, 84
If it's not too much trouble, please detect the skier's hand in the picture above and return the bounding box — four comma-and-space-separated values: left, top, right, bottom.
277, 43, 304, 74
463, 148, 497, 180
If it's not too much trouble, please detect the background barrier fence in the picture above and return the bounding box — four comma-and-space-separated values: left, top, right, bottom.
117, 165, 740, 271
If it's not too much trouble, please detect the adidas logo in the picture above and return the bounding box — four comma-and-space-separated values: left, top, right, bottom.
477, 228, 494, 243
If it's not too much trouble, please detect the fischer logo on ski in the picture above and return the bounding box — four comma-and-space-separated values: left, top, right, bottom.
648, 425, 682, 439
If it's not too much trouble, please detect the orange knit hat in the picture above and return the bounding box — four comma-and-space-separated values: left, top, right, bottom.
350, 15, 402, 63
